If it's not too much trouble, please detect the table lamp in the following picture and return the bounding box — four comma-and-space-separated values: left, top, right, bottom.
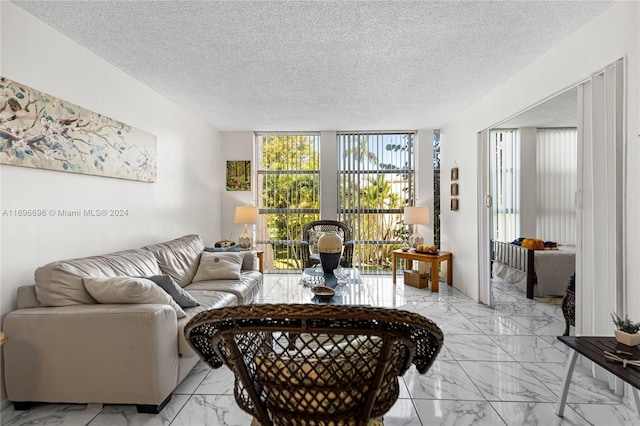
403, 206, 429, 249
234, 205, 259, 250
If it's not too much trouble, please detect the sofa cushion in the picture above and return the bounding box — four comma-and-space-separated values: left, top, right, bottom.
142, 234, 204, 287
177, 290, 238, 356
192, 252, 243, 282
186, 271, 262, 305
35, 249, 162, 307
144, 274, 199, 308
83, 276, 186, 318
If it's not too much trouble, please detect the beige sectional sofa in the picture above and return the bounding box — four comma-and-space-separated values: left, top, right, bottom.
2, 234, 262, 413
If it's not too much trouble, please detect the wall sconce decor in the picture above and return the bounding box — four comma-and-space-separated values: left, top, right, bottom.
451, 164, 459, 211
451, 167, 458, 181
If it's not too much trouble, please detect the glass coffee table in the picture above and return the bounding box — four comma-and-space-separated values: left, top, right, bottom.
300, 267, 370, 306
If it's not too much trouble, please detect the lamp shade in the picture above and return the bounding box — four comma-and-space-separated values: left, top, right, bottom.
234, 206, 259, 224
403, 206, 429, 225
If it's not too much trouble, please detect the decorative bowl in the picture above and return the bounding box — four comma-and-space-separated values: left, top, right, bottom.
416, 249, 439, 255
311, 286, 336, 300
302, 269, 325, 287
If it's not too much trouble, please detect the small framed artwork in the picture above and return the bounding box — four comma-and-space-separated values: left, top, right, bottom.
451, 167, 459, 181
451, 183, 459, 196
451, 198, 459, 211
226, 160, 251, 191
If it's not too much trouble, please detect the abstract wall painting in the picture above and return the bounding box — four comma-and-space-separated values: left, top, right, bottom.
226, 160, 251, 191
0, 77, 157, 182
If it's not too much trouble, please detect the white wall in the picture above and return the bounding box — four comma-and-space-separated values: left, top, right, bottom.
0, 2, 222, 323
416, 129, 435, 246
440, 0, 639, 330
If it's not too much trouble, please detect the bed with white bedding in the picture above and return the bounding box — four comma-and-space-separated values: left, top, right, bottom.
491, 240, 575, 298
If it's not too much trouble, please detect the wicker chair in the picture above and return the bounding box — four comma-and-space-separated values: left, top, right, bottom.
301, 220, 354, 268
562, 273, 576, 336
185, 304, 443, 426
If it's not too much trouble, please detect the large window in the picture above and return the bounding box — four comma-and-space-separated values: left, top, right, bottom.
536, 128, 577, 243
337, 132, 416, 272
255, 133, 320, 271
489, 128, 577, 244
255, 131, 417, 273
490, 129, 520, 242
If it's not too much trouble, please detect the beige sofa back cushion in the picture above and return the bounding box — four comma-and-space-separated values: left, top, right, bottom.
35, 249, 162, 307
142, 234, 204, 287
83, 276, 186, 318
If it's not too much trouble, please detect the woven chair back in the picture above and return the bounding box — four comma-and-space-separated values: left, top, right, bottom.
185, 304, 443, 425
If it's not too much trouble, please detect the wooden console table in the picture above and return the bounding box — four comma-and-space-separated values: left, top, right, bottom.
392, 249, 452, 292
556, 336, 640, 417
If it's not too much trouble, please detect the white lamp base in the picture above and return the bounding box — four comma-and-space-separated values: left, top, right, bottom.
409, 232, 424, 249
239, 224, 252, 250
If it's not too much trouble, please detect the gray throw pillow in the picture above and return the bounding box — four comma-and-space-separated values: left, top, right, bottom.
145, 274, 199, 308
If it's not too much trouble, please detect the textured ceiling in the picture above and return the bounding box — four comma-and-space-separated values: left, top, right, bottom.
11, 1, 613, 131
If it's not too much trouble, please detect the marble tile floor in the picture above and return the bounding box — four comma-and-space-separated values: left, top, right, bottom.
2, 275, 639, 426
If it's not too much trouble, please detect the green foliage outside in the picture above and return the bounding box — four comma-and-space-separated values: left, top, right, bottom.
258, 133, 414, 272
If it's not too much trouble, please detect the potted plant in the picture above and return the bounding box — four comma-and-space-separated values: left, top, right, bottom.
611, 312, 640, 346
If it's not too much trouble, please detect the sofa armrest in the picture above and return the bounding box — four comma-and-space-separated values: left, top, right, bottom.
16, 285, 40, 309
3, 303, 179, 406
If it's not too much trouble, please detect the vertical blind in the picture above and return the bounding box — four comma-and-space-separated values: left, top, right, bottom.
337, 132, 415, 271
255, 132, 321, 271
490, 129, 520, 242
536, 128, 577, 244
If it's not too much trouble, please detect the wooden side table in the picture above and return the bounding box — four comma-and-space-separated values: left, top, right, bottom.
0, 331, 7, 346
392, 249, 452, 292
